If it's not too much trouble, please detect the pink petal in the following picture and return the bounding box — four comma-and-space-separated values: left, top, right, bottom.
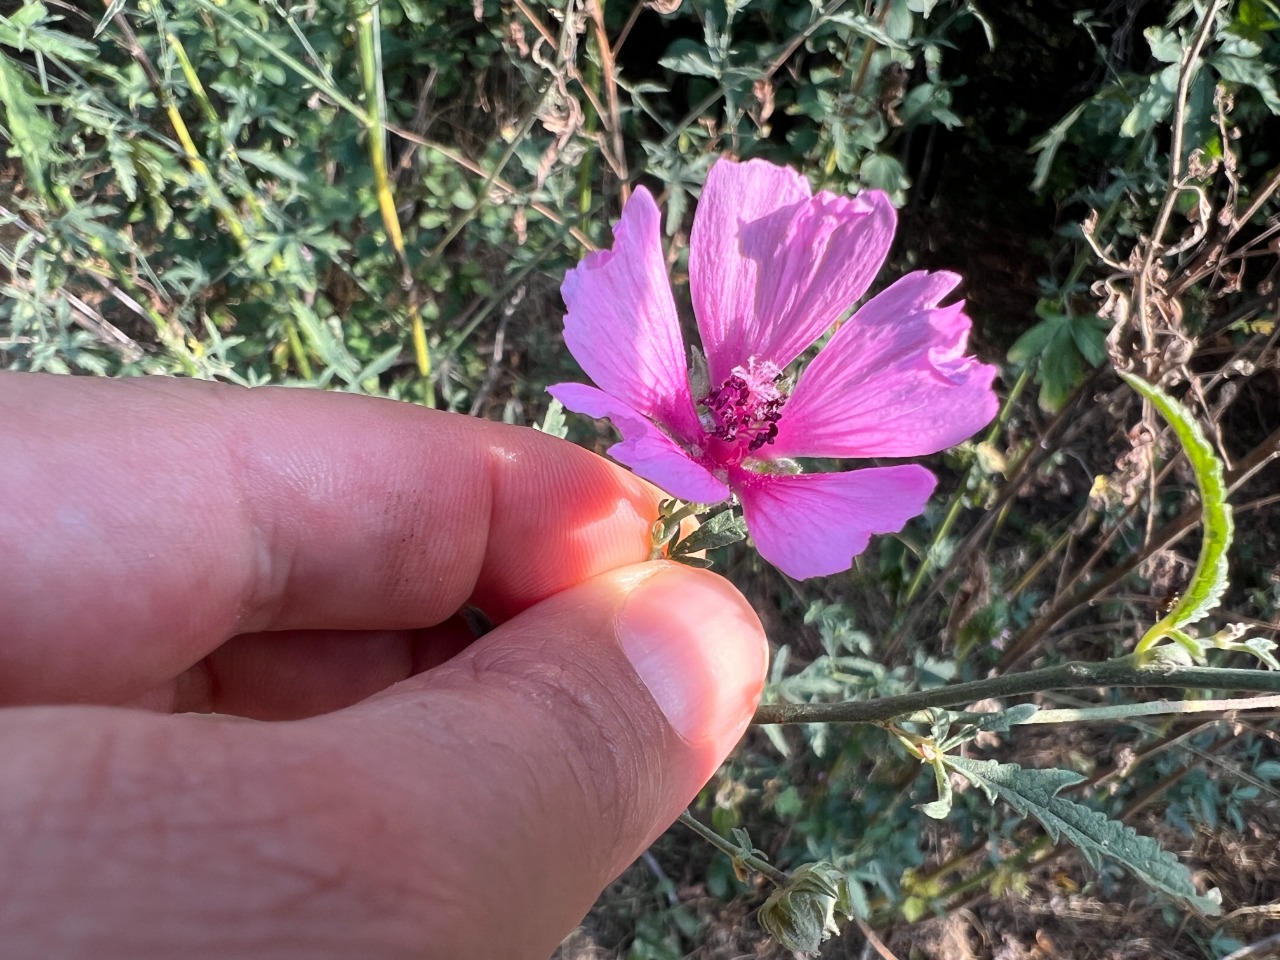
561, 187, 701, 441
689, 158, 896, 384
769, 271, 999, 460
549, 383, 731, 504
736, 466, 936, 580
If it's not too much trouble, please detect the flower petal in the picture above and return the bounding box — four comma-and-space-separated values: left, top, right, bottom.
690, 158, 896, 383
561, 187, 701, 440
769, 271, 999, 459
549, 383, 731, 504
735, 466, 936, 579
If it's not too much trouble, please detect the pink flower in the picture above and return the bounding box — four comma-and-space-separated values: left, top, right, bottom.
549, 158, 998, 579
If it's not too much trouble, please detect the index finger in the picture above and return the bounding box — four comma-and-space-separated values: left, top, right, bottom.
0, 372, 662, 703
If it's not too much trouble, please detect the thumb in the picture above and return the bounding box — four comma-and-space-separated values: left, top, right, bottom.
0, 562, 766, 959
340, 560, 768, 958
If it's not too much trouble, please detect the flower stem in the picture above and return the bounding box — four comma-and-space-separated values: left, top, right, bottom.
676, 811, 789, 886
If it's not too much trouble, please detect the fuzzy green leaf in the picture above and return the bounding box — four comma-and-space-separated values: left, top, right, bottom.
947, 756, 1221, 914
658, 38, 719, 78
916, 758, 953, 819
669, 509, 748, 557
0, 53, 58, 202
1118, 372, 1233, 652
936, 703, 1041, 750
535, 398, 568, 439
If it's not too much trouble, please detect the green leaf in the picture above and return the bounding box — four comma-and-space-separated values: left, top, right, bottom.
669, 509, 748, 556
1028, 101, 1088, 192
105, 135, 138, 203
858, 152, 907, 198
1212, 53, 1280, 114
0, 4, 96, 62
916, 757, 953, 819
1144, 26, 1184, 64
1118, 372, 1233, 653
238, 148, 308, 183
937, 703, 1041, 750
1120, 64, 1180, 138
94, 0, 128, 38
354, 345, 404, 386
658, 38, 719, 78
826, 12, 906, 49
946, 756, 1222, 914
1007, 316, 1059, 365
535, 397, 568, 439
0, 53, 58, 202
1069, 314, 1110, 367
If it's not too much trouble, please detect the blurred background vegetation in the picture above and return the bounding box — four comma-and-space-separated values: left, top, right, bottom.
3, 0, 1280, 956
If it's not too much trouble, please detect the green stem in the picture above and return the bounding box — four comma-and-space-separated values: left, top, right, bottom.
676, 811, 788, 886
753, 658, 1280, 725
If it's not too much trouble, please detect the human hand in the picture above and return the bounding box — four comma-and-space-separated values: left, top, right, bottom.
0, 372, 767, 959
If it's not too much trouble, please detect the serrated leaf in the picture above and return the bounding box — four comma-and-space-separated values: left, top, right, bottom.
0, 4, 97, 62
1118, 372, 1233, 651
0, 53, 58, 202
669, 509, 748, 556
105, 135, 138, 202
658, 38, 719, 78
946, 756, 1221, 914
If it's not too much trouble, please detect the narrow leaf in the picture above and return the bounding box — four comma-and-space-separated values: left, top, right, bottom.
1118, 372, 1233, 650
238, 148, 308, 184
947, 756, 1221, 914
95, 0, 128, 37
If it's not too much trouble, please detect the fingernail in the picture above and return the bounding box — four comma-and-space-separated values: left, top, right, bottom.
617, 565, 767, 746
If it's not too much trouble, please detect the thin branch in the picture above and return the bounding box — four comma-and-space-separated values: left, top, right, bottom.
677, 811, 788, 886
1133, 0, 1224, 363
1024, 693, 1280, 724
753, 658, 1280, 725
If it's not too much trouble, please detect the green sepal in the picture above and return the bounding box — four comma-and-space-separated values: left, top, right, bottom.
757, 861, 853, 955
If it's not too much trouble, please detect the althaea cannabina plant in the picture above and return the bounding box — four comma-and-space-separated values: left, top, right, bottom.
550, 159, 998, 579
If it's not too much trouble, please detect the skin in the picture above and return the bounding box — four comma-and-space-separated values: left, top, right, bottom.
0, 372, 768, 960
